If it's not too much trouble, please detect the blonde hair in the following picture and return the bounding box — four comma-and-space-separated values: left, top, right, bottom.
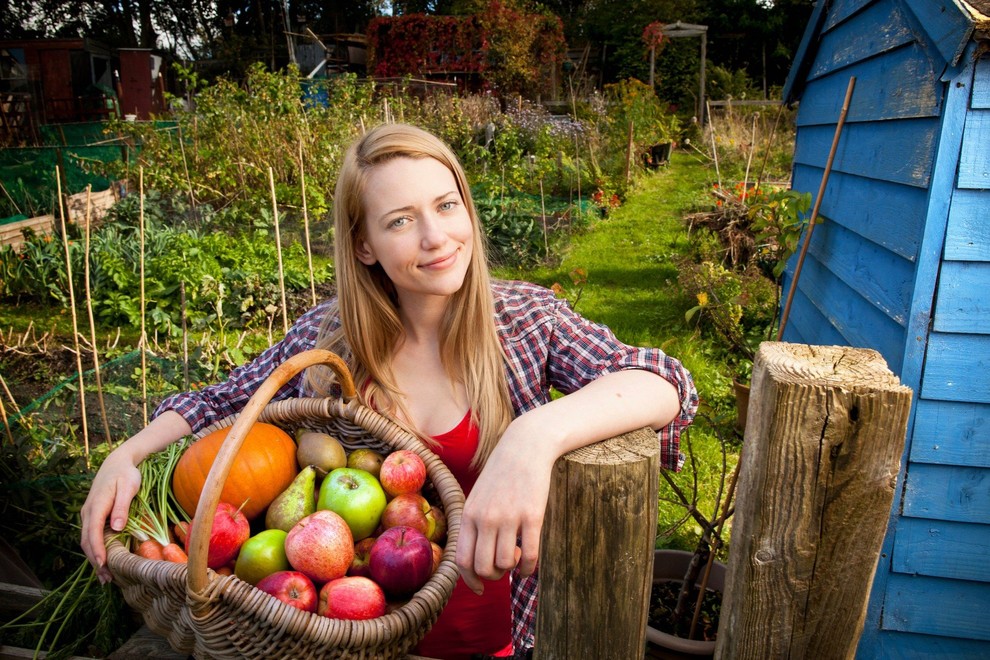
306, 123, 513, 468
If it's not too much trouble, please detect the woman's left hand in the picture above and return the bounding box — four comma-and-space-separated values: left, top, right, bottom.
455, 416, 551, 595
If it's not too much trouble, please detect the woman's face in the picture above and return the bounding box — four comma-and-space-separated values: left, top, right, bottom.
356, 156, 474, 306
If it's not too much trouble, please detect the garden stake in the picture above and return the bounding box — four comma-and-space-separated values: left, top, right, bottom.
740, 113, 759, 204
706, 101, 722, 189
268, 166, 289, 334
82, 186, 113, 445
756, 102, 786, 189
778, 76, 856, 341
0, 391, 12, 445
180, 280, 189, 390
139, 166, 148, 426
539, 178, 548, 255
176, 121, 196, 209
55, 166, 90, 462
625, 120, 634, 183
299, 136, 317, 306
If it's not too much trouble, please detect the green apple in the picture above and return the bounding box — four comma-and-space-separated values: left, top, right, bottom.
234, 528, 290, 586
318, 468, 387, 541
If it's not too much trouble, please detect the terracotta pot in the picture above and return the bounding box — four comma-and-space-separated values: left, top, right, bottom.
645, 549, 726, 659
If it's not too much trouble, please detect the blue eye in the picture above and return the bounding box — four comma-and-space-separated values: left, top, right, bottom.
439, 201, 456, 212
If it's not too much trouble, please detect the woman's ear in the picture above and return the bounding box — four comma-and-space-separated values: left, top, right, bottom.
355, 238, 377, 266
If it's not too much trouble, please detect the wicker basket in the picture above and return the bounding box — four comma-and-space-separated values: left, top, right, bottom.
105, 349, 464, 658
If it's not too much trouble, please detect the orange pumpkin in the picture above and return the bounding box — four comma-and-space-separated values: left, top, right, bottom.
172, 422, 298, 521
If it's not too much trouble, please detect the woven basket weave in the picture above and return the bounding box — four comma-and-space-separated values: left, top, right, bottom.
105, 349, 464, 658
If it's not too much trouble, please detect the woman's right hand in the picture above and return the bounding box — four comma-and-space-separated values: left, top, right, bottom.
79, 411, 193, 584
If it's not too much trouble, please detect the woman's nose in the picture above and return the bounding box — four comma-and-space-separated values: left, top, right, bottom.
419, 214, 447, 248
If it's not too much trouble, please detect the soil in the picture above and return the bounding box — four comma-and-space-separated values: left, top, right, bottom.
648, 579, 722, 642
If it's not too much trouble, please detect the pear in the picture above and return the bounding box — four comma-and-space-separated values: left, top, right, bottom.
265, 465, 317, 532
295, 429, 347, 476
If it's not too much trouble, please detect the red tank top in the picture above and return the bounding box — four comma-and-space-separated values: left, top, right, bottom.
413, 412, 513, 659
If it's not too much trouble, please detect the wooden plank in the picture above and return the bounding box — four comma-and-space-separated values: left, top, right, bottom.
871, 629, 990, 658
823, 0, 875, 32
893, 517, 990, 583
798, 43, 942, 125
805, 219, 914, 327
881, 572, 990, 640
0, 582, 45, 618
0, 647, 98, 660
973, 57, 990, 109
65, 185, 119, 226
792, 165, 924, 262
0, 214, 56, 251
944, 189, 990, 261
717, 343, 912, 659
903, 0, 975, 69
910, 399, 990, 468
793, 118, 938, 188
921, 332, 990, 403
902, 463, 990, 524
789, 250, 906, 375
957, 109, 990, 189
810, 1, 916, 80
933, 261, 990, 332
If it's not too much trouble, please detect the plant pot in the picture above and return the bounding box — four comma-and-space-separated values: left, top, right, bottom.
645, 549, 727, 659
644, 142, 673, 169
733, 379, 750, 435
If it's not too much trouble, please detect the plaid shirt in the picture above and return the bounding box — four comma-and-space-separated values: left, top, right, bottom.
156, 279, 698, 651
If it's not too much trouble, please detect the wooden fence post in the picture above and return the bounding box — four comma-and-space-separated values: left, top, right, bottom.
535, 427, 659, 659
715, 342, 912, 658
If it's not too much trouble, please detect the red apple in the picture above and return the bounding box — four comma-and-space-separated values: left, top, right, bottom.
255, 570, 318, 613
285, 510, 355, 583
379, 450, 426, 497
430, 542, 443, 574
428, 505, 447, 544
186, 501, 250, 570
318, 576, 386, 620
348, 537, 376, 579
369, 526, 433, 598
346, 448, 385, 479
381, 493, 441, 540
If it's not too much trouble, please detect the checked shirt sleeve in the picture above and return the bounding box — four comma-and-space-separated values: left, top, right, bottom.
152, 299, 335, 433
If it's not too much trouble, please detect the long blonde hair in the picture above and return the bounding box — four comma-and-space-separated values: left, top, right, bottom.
306, 123, 513, 468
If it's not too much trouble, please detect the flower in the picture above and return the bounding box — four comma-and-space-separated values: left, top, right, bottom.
642, 22, 667, 50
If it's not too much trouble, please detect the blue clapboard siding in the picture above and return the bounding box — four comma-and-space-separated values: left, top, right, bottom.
974, 57, 990, 109
808, 1, 915, 81
874, 629, 990, 659
902, 463, 990, 524
893, 517, 990, 583
792, 166, 925, 261
910, 399, 990, 468
933, 262, 990, 332
944, 189, 990, 261
921, 333, 990, 403
902, 0, 975, 69
882, 572, 990, 641
781, 283, 853, 349
792, 119, 938, 188
823, 0, 873, 32
957, 109, 990, 189
798, 43, 942, 125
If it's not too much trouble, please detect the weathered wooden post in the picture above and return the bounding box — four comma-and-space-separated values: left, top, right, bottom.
535, 427, 660, 659
716, 342, 912, 658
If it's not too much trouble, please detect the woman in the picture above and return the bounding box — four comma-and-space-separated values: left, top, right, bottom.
80, 123, 698, 657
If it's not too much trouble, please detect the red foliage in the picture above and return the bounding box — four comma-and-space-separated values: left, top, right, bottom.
367, 14, 487, 78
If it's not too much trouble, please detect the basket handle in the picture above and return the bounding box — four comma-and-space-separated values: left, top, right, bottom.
186, 349, 355, 598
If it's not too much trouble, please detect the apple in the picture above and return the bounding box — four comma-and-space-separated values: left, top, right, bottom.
318, 576, 386, 620
255, 570, 318, 613
285, 510, 355, 583
346, 448, 385, 479
427, 505, 447, 544
234, 529, 290, 585
348, 537, 376, 579
186, 501, 250, 570
379, 450, 427, 497
381, 493, 441, 540
430, 542, 443, 574
369, 526, 433, 598
317, 467, 387, 541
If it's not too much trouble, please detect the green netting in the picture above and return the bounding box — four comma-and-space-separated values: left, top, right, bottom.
2, 348, 190, 444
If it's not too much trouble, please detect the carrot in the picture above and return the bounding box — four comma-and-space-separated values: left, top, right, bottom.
173, 521, 190, 546
162, 543, 188, 563
135, 538, 165, 560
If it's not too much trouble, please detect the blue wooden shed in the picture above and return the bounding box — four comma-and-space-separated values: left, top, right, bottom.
782, 0, 990, 656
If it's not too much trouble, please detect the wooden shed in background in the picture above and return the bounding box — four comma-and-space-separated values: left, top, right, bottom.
782, 0, 989, 656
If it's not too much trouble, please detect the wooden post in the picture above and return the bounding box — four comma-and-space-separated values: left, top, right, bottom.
535, 427, 659, 659
715, 342, 913, 659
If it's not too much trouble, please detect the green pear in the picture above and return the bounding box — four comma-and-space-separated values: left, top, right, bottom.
295, 429, 347, 477
264, 465, 317, 532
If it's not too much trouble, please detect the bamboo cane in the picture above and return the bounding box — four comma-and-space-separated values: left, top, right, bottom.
176, 122, 196, 209
82, 185, 112, 445
299, 137, 317, 306
139, 167, 148, 425
0, 370, 18, 410
740, 113, 759, 204
56, 167, 90, 462
0, 374, 14, 445
706, 101, 722, 190
778, 76, 856, 340
268, 166, 289, 335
